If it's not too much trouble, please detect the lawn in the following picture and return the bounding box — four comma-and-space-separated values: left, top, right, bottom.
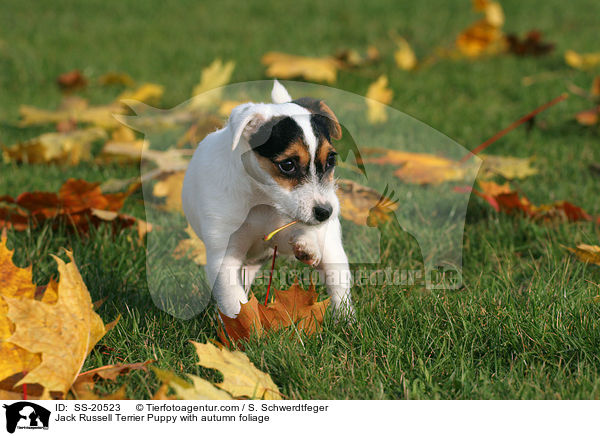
1, 0, 600, 399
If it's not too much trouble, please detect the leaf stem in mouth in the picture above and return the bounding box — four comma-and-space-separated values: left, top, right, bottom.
263, 220, 299, 241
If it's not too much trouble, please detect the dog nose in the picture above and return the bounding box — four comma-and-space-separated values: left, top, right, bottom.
313, 204, 332, 222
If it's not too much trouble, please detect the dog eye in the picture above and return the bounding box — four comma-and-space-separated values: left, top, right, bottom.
277, 160, 296, 175
326, 152, 337, 169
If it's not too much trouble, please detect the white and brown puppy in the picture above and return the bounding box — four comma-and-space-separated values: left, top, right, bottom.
182, 81, 354, 319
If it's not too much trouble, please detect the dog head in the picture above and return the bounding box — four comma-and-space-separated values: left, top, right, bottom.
228, 80, 342, 225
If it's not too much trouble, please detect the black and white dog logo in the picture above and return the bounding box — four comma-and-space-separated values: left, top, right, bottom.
3, 402, 50, 433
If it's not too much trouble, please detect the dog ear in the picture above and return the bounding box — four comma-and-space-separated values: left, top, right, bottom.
293, 97, 342, 140
229, 103, 266, 150
271, 79, 292, 103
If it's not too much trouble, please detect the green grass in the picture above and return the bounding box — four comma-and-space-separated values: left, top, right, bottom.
1, 0, 600, 399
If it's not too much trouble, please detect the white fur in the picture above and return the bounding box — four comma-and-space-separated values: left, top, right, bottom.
182, 81, 354, 319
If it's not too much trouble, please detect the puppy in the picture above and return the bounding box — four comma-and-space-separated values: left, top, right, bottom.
182, 80, 354, 319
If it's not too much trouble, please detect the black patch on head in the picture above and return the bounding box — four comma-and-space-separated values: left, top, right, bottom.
293, 97, 340, 142
249, 116, 303, 159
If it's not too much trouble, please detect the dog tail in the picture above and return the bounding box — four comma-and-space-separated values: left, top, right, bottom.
271, 79, 292, 104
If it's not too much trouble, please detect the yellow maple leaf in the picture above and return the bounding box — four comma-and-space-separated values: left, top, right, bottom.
393, 37, 417, 71
192, 342, 281, 399
1, 243, 111, 397
262, 52, 340, 83
2, 128, 107, 165
565, 50, 600, 70
0, 233, 42, 384
366, 75, 393, 124
189, 59, 235, 110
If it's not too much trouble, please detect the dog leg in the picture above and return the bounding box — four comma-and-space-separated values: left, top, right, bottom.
318, 219, 355, 319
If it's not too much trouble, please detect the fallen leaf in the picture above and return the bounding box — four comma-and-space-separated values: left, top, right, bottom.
334, 46, 381, 68
261, 52, 340, 83
366, 75, 393, 124
118, 83, 164, 105
19, 102, 125, 130
336, 179, 398, 226
505, 30, 555, 56
474, 181, 592, 222
0, 179, 138, 234
153, 367, 232, 400
218, 281, 329, 348
152, 171, 185, 212
479, 154, 538, 179
57, 70, 88, 92
456, 0, 505, 57
565, 50, 600, 70
173, 225, 206, 265
192, 342, 281, 399
393, 36, 417, 70
2, 128, 107, 165
98, 72, 135, 87
189, 59, 235, 110
0, 233, 42, 385
575, 107, 599, 126
0, 239, 113, 398
71, 361, 152, 399
564, 244, 600, 266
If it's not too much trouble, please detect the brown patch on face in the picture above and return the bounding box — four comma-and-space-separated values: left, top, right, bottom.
316, 140, 336, 182
255, 139, 311, 190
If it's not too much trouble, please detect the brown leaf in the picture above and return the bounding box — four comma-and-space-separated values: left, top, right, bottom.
218, 281, 329, 348
71, 361, 152, 399
0, 179, 138, 234
575, 107, 599, 126
57, 70, 88, 92
505, 30, 555, 56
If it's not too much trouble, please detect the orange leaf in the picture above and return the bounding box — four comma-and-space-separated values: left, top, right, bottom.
218, 281, 329, 348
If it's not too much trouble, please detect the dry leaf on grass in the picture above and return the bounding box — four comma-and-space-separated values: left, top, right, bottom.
2, 128, 107, 165
565, 50, 600, 70
393, 36, 417, 70
189, 59, 235, 110
173, 225, 206, 265
0, 178, 140, 234
218, 281, 329, 348
152, 171, 185, 212
71, 361, 152, 399
154, 342, 281, 400
0, 234, 117, 398
365, 75, 393, 124
455, 0, 505, 57
336, 179, 398, 226
98, 72, 135, 87
362, 148, 537, 184
117, 83, 164, 105
564, 244, 600, 266
19, 102, 125, 130
473, 181, 592, 222
334, 46, 380, 68
262, 52, 340, 83
57, 70, 88, 92
505, 30, 554, 56
575, 107, 600, 126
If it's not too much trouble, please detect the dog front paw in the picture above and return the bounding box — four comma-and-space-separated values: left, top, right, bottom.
290, 237, 321, 266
